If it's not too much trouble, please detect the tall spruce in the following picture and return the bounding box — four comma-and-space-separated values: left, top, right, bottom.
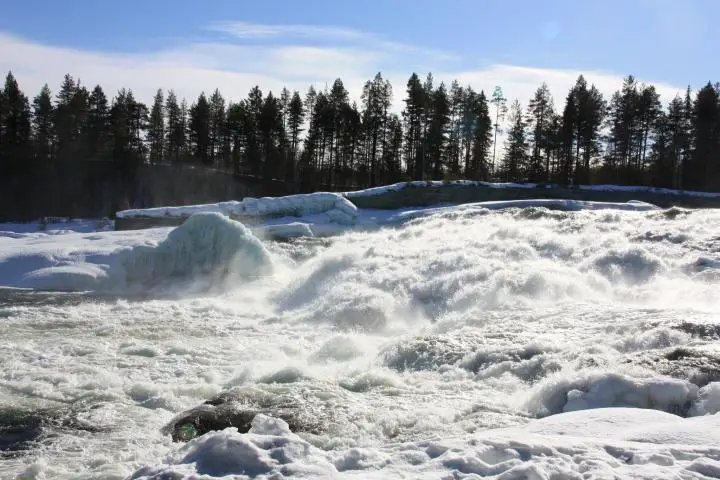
470, 90, 493, 180
490, 86, 508, 177
0, 72, 32, 167
208, 89, 226, 169
147, 89, 165, 164
686, 83, 720, 190
361, 72, 392, 186
402, 73, 426, 179
87, 85, 111, 162
427, 81, 450, 180
32, 84, 54, 164
189, 92, 211, 166
502, 99, 528, 181
165, 91, 185, 164
286, 91, 305, 182
526, 83, 555, 181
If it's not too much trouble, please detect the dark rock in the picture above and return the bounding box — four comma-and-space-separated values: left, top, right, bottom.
674, 321, 720, 340
632, 347, 720, 388
164, 387, 331, 442
0, 404, 109, 455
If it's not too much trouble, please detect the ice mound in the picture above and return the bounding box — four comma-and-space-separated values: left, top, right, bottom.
117, 192, 359, 226
120, 213, 272, 288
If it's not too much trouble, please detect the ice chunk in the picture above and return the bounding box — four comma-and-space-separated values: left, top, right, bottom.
121, 213, 272, 286
524, 371, 698, 417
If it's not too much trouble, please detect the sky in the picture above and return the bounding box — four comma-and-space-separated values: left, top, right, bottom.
1, 0, 718, 111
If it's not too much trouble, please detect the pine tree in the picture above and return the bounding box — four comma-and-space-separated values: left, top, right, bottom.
165, 90, 185, 164
0, 72, 32, 218
384, 114, 404, 183
502, 99, 528, 181
575, 79, 605, 184
446, 80, 464, 177
0, 72, 32, 167
686, 83, 720, 190
402, 73, 426, 179
526, 83, 554, 181
259, 92, 284, 181
226, 101, 247, 174
110, 89, 147, 207
427, 81, 450, 180
560, 76, 605, 185
189, 92, 211, 165
286, 91, 305, 182
32, 84, 54, 164
361, 72, 392, 186
246, 86, 263, 175
147, 89, 165, 164
490, 86, 508, 177
635, 84, 662, 177
208, 89, 226, 169
87, 85, 111, 161
54, 74, 78, 160
469, 91, 493, 180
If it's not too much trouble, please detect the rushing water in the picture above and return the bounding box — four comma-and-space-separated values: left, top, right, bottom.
2, 205, 720, 479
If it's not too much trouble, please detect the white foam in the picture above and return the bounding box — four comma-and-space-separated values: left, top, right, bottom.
2, 193, 720, 480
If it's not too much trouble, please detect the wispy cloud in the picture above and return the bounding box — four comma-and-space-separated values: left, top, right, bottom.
208, 21, 366, 41
209, 21, 459, 64
0, 25, 684, 118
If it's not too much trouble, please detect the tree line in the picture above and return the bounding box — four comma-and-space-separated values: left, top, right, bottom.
1, 70, 719, 216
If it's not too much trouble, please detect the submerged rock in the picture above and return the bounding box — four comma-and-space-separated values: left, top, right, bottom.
163, 387, 333, 442
631, 346, 720, 388
0, 404, 111, 454
381, 334, 477, 372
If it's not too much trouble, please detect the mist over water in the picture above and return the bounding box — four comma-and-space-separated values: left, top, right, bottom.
2, 205, 720, 478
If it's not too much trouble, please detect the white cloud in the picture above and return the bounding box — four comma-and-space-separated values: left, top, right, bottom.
208, 21, 366, 41
0, 25, 685, 118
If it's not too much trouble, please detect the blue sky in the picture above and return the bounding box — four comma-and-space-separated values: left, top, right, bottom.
0, 0, 717, 108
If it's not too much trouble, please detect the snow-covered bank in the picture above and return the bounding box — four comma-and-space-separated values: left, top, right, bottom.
0, 213, 272, 292
116, 191, 359, 226
344, 179, 720, 198
343, 179, 541, 198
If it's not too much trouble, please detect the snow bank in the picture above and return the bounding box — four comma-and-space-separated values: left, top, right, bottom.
344, 180, 540, 198
0, 213, 272, 292
343, 180, 720, 198
581, 184, 720, 198
120, 213, 272, 287
0, 228, 163, 291
117, 192, 359, 226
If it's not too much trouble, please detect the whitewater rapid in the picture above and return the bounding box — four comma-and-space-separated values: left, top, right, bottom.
2, 204, 720, 479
